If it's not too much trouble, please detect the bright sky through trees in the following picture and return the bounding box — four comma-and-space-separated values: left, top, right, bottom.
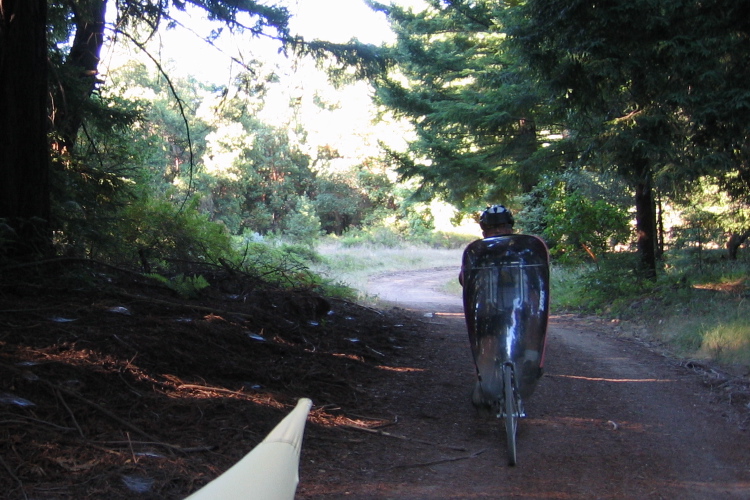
288, 0, 396, 44
101, 2, 400, 167
149, 0, 403, 84
101, 0, 463, 228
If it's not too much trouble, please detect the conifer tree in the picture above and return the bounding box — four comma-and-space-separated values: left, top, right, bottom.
512, 0, 750, 276
370, 0, 554, 209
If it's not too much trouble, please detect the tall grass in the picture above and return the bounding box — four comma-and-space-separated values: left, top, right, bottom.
700, 316, 750, 364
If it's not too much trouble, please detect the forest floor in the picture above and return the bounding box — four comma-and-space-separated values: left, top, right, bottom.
1, 261, 749, 499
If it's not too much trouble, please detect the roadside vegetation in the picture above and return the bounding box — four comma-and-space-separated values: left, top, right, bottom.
552, 252, 750, 366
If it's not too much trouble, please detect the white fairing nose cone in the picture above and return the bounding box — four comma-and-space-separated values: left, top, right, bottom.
186, 398, 313, 500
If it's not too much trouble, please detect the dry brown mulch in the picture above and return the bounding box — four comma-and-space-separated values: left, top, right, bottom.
0, 259, 420, 499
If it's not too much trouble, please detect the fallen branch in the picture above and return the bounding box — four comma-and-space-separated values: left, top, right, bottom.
342, 424, 468, 452
93, 441, 213, 453
384, 448, 487, 470
54, 389, 85, 438
52, 383, 187, 453
178, 383, 251, 397
0, 416, 77, 432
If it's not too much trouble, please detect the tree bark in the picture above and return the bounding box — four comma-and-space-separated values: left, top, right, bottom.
634, 177, 657, 279
0, 0, 52, 257
727, 230, 750, 260
51, 0, 107, 152
656, 190, 665, 260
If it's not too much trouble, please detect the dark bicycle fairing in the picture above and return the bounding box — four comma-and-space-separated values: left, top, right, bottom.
462, 234, 550, 403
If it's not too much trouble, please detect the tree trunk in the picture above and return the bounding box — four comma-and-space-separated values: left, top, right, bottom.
516, 117, 538, 193
51, 0, 107, 152
656, 190, 665, 260
727, 230, 750, 260
634, 178, 657, 279
0, 0, 52, 257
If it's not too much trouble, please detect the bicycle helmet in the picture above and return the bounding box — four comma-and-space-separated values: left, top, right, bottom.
479, 205, 514, 230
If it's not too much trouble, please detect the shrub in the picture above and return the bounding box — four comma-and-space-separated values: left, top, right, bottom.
110, 197, 233, 271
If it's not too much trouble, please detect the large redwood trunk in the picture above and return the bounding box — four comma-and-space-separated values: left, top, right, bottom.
0, 0, 51, 257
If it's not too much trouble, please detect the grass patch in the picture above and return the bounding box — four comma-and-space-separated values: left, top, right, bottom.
700, 317, 750, 364
313, 241, 464, 300
657, 300, 750, 364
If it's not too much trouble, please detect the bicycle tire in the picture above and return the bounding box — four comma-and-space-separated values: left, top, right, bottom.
503, 364, 518, 466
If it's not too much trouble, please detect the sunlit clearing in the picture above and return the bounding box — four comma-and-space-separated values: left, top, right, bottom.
693, 278, 747, 294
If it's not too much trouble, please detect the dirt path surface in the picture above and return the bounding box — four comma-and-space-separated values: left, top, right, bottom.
297, 268, 750, 499
2, 263, 749, 499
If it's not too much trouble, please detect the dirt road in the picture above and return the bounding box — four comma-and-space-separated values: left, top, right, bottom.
297, 268, 750, 499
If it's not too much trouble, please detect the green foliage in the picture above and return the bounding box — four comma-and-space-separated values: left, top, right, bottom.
338, 226, 405, 248
699, 318, 750, 364
667, 177, 750, 261
34, 0, 750, 326
231, 240, 353, 297
146, 273, 210, 299
510, 0, 750, 275
669, 208, 724, 254
392, 202, 436, 238
110, 197, 233, 270
544, 192, 629, 261
373, 0, 550, 207
96, 57, 431, 268
518, 171, 631, 261
312, 166, 395, 236
277, 243, 324, 265
283, 196, 322, 246
551, 254, 647, 314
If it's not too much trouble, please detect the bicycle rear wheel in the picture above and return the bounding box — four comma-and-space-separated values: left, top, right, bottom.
503, 364, 518, 466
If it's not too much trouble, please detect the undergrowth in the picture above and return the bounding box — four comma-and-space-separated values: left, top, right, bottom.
336, 226, 476, 249
552, 250, 750, 366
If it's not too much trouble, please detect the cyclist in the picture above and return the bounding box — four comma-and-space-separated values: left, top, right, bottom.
458, 205, 514, 286
459, 205, 516, 414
